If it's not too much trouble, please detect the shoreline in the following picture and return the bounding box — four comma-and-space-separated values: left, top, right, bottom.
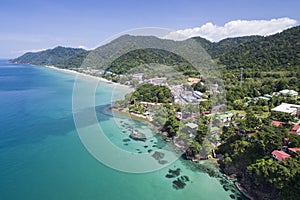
43, 65, 133, 90
110, 107, 153, 124
27, 63, 251, 199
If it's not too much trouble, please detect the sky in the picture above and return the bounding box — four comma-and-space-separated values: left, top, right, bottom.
0, 0, 299, 58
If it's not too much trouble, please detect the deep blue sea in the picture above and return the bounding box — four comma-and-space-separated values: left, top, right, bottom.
0, 60, 238, 200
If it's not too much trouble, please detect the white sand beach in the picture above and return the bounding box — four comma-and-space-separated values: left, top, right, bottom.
44, 65, 132, 89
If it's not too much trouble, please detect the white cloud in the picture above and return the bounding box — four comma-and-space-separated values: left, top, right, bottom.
164, 17, 298, 42
77, 45, 93, 50
11, 48, 48, 54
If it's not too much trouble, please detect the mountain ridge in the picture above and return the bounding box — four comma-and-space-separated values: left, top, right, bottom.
11, 25, 300, 72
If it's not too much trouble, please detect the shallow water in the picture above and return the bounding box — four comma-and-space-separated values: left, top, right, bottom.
0, 60, 239, 200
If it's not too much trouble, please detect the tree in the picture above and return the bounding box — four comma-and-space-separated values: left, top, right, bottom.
195, 123, 208, 144
189, 141, 201, 154
164, 115, 180, 137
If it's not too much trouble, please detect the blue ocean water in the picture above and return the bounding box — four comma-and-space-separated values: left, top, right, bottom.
0, 60, 237, 200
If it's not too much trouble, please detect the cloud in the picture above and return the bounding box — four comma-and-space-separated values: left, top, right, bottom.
77, 45, 93, 50
164, 17, 298, 42
11, 48, 48, 54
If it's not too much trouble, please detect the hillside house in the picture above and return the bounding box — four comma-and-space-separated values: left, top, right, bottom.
272, 150, 291, 162
271, 103, 300, 118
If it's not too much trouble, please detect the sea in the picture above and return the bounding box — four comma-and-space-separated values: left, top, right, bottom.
0, 60, 242, 200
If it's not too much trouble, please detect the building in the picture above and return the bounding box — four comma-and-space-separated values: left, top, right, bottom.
219, 112, 234, 123
279, 89, 298, 97
187, 77, 201, 84
271, 120, 285, 127
132, 73, 143, 83
290, 124, 300, 136
287, 147, 300, 156
193, 91, 203, 99
147, 77, 167, 86
186, 122, 198, 129
258, 96, 271, 101
271, 103, 300, 117
185, 122, 198, 137
272, 150, 291, 162
210, 83, 219, 92
175, 112, 182, 120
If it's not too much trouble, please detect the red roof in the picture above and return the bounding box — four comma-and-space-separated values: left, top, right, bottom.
290, 125, 300, 135
202, 111, 210, 115
272, 120, 285, 127
288, 147, 300, 154
272, 150, 291, 162
291, 125, 300, 132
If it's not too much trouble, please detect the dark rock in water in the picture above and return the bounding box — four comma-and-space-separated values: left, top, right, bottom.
152, 145, 157, 148
166, 174, 175, 178
144, 145, 148, 148
136, 149, 140, 151
168, 168, 181, 177
150, 140, 154, 142
165, 168, 181, 180
180, 175, 189, 182
122, 138, 131, 142
152, 151, 165, 160
219, 179, 228, 185
158, 160, 168, 165
229, 194, 235, 199
130, 130, 147, 142
172, 178, 186, 190
223, 185, 229, 191
147, 149, 153, 153
122, 130, 127, 133
138, 151, 142, 154
120, 120, 124, 123
123, 143, 128, 146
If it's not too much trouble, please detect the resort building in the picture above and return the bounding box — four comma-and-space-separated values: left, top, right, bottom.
290, 124, 300, 136
272, 150, 291, 162
132, 73, 144, 83
271, 120, 285, 127
287, 147, 300, 156
210, 83, 219, 93
175, 112, 182, 120
187, 77, 201, 84
147, 77, 167, 86
271, 103, 300, 117
279, 89, 298, 97
193, 91, 203, 99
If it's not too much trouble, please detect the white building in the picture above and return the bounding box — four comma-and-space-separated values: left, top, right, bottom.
193, 91, 203, 99
132, 73, 144, 83
271, 103, 300, 116
147, 77, 167, 86
279, 89, 298, 97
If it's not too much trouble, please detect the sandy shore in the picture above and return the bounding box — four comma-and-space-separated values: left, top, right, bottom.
44, 65, 132, 89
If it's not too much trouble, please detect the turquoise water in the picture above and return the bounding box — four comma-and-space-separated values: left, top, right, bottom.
0, 60, 237, 200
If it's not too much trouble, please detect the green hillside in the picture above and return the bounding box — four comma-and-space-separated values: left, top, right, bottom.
11, 26, 300, 77
217, 26, 300, 71
11, 46, 89, 68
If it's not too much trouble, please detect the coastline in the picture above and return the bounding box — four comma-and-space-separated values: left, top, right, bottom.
110, 107, 153, 124
43, 65, 132, 90
32, 63, 250, 199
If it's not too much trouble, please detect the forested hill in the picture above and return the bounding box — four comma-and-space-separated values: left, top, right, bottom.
11, 25, 300, 73
216, 26, 300, 71
11, 46, 89, 68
